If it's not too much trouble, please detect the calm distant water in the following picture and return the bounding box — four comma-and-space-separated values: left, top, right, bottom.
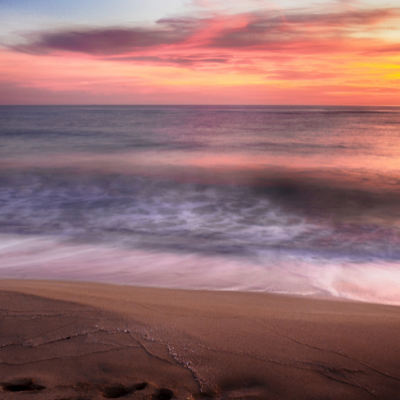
1, 105, 400, 304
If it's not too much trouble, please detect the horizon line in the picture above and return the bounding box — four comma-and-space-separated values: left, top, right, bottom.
1, 104, 399, 107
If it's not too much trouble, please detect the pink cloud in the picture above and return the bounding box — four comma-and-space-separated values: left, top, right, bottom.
2, 5, 400, 105
9, 7, 400, 60
1, 78, 399, 106
268, 70, 338, 80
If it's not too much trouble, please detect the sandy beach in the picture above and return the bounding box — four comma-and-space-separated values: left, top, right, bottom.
1, 280, 399, 399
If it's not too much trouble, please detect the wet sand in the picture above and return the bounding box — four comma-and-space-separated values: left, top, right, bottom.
1, 279, 400, 399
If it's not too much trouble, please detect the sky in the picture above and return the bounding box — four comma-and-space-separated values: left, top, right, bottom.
0, 0, 399, 105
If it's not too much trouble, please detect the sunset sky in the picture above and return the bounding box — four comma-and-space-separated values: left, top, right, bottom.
1, 0, 399, 105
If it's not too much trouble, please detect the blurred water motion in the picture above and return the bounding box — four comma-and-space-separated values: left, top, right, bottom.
1, 105, 400, 304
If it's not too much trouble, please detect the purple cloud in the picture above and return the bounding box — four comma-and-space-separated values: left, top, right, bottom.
9, 7, 400, 58
12, 20, 194, 55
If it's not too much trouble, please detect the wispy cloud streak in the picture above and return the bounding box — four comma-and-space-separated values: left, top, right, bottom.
10, 7, 400, 61
2, 3, 400, 105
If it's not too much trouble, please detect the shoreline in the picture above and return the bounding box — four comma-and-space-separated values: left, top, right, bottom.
0, 277, 377, 304
1, 279, 400, 399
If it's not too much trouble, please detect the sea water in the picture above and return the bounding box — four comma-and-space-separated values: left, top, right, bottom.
1, 105, 400, 304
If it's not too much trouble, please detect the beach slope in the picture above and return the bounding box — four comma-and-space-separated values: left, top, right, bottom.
1, 280, 399, 399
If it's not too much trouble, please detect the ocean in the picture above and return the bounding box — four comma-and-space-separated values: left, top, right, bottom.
1, 105, 400, 305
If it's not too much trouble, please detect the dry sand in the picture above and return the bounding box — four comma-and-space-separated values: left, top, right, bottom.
0, 280, 400, 400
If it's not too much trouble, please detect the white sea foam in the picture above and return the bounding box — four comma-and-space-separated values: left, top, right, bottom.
1, 235, 400, 306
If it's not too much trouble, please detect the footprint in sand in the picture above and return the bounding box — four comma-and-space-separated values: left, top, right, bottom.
100, 382, 174, 399
1, 378, 46, 392
1, 378, 175, 399
101, 382, 148, 398
153, 388, 174, 400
